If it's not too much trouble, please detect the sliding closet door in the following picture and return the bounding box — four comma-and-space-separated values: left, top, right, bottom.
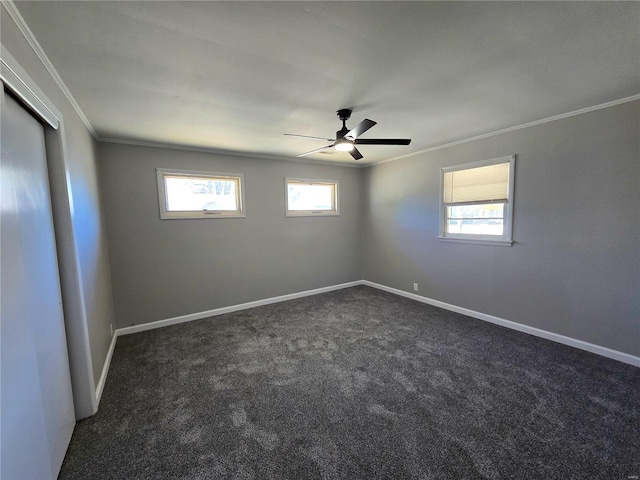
1, 86, 75, 479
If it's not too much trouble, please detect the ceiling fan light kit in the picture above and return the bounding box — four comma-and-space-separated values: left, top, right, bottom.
334, 139, 355, 152
285, 109, 411, 161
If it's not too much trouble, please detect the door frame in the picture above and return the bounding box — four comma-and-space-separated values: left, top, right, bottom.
1, 47, 97, 418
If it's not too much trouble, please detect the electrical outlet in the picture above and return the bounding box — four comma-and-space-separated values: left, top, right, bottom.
110, 324, 113, 336
413, 283, 419, 292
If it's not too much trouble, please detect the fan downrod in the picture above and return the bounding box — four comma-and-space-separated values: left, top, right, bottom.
336, 109, 352, 138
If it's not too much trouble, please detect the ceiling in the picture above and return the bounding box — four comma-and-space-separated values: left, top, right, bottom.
13, 1, 640, 165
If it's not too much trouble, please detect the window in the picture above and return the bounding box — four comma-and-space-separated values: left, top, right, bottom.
439, 155, 515, 245
157, 168, 245, 219
285, 178, 339, 217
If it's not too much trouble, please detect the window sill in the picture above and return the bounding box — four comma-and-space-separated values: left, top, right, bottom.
285, 212, 340, 217
437, 237, 513, 247
285, 210, 340, 218
160, 212, 246, 220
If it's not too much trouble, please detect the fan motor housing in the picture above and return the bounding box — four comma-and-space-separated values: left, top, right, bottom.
336, 127, 350, 140
337, 109, 352, 121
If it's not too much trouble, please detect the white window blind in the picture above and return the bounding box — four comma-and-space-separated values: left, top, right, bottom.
439, 155, 515, 245
443, 162, 510, 204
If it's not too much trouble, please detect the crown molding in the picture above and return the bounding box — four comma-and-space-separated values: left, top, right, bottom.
98, 137, 363, 168
4, 0, 637, 168
1, 0, 97, 139
369, 94, 640, 168
104, 93, 639, 169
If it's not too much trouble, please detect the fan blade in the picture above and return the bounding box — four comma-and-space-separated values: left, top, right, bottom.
297, 144, 334, 157
349, 147, 363, 161
284, 133, 334, 141
345, 119, 377, 140
355, 139, 412, 145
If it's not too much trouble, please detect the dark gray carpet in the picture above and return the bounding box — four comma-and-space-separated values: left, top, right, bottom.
60, 286, 639, 479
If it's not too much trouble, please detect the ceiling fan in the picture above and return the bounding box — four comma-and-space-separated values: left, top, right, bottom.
284, 109, 411, 160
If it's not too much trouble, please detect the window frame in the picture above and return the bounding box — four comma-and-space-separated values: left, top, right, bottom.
285, 177, 340, 217
156, 168, 246, 220
438, 155, 515, 246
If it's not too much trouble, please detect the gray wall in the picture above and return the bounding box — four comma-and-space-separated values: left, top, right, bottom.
363, 101, 639, 357
1, 10, 116, 384
100, 102, 638, 357
98, 143, 363, 328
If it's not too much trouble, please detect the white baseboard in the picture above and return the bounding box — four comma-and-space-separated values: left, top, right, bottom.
95, 331, 117, 405
96, 279, 637, 410
116, 281, 363, 336
362, 280, 640, 368
95, 281, 361, 409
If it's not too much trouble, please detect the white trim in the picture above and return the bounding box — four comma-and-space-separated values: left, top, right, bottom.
362, 280, 640, 368
100, 137, 362, 168
156, 168, 246, 220
369, 94, 640, 167
97, 279, 636, 408
1, 43, 98, 419
0, 56, 58, 128
439, 155, 515, 244
436, 237, 513, 247
95, 332, 117, 405
49, 120, 98, 420
285, 177, 340, 217
1, 0, 97, 138
116, 281, 363, 336
3, 0, 637, 169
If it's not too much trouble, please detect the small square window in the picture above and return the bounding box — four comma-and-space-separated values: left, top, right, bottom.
439, 155, 515, 245
285, 178, 339, 217
157, 168, 245, 219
